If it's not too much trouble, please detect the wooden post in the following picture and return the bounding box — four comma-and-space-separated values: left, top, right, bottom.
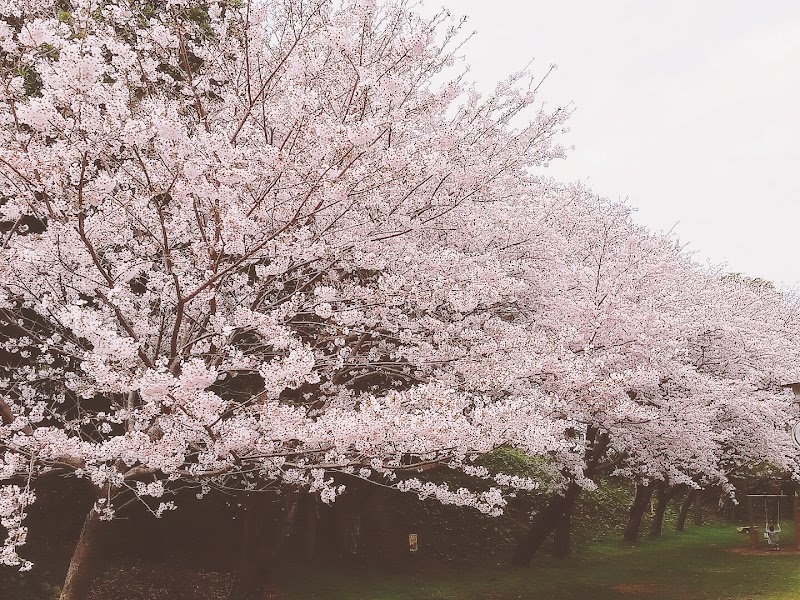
748, 496, 757, 548
794, 492, 800, 550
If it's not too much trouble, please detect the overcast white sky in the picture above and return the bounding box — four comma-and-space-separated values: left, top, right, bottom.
434, 0, 800, 287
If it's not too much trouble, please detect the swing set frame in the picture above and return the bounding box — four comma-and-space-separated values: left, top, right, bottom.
745, 494, 800, 549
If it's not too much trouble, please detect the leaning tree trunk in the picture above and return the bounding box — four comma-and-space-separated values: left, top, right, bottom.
650, 483, 679, 537
551, 509, 572, 558
676, 489, 698, 532
511, 482, 581, 566
59, 508, 106, 600
512, 427, 610, 566
623, 482, 654, 544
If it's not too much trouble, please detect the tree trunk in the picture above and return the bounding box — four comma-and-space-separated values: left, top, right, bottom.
264, 489, 301, 561
230, 490, 300, 600
511, 482, 581, 566
229, 496, 268, 600
551, 510, 571, 558
511, 427, 610, 566
59, 508, 105, 600
693, 493, 703, 526
231, 489, 301, 600
302, 492, 320, 560
623, 482, 654, 544
650, 484, 679, 537
747, 494, 757, 548
793, 492, 800, 550
676, 489, 698, 532
334, 490, 363, 558
361, 487, 390, 559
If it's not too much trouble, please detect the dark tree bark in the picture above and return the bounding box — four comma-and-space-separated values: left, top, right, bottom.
264, 490, 301, 561
301, 492, 320, 560
623, 482, 654, 544
59, 508, 106, 600
229, 496, 269, 600
650, 483, 680, 537
511, 427, 611, 566
333, 489, 363, 558
551, 509, 571, 558
229, 490, 300, 600
361, 487, 390, 559
676, 488, 698, 532
511, 482, 581, 565
693, 493, 703, 526
793, 492, 800, 551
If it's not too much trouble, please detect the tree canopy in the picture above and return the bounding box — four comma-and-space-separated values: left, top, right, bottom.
1, 0, 798, 580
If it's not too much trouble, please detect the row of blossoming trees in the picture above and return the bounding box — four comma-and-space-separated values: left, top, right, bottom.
1, 0, 799, 598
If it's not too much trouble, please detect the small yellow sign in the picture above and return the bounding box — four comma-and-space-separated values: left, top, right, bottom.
409, 533, 418, 552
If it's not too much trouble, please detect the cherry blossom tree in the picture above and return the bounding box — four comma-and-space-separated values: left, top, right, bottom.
2, 0, 798, 593
503, 184, 800, 563
620, 271, 800, 543
0, 0, 571, 595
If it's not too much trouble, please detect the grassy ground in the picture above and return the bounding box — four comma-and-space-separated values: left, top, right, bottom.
6, 524, 800, 599
270, 525, 800, 600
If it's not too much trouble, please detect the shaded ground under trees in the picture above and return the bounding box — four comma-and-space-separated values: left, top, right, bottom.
7, 521, 800, 600
4, 474, 794, 599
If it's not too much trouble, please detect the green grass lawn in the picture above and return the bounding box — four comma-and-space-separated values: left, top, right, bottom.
271, 525, 800, 600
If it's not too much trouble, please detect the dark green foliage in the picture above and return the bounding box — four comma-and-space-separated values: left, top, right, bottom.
18, 65, 44, 97
141, 3, 158, 20
156, 62, 186, 82
186, 6, 214, 37
37, 43, 60, 60
377, 485, 531, 562
575, 478, 634, 539
55, 9, 74, 26
0, 563, 62, 600
477, 447, 554, 480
